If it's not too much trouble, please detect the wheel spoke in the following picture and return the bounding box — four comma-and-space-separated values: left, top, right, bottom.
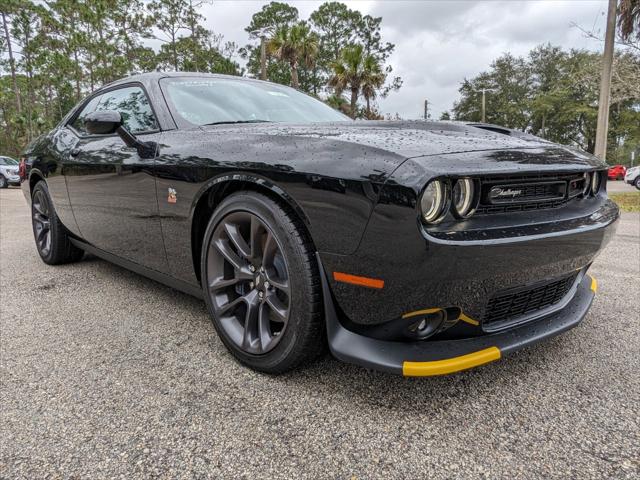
217, 294, 246, 315
224, 222, 251, 259
36, 225, 49, 243
208, 276, 242, 292
33, 212, 47, 226
262, 231, 277, 268
265, 273, 289, 295
33, 199, 46, 216
214, 238, 245, 271
242, 292, 261, 350
249, 216, 263, 261
257, 303, 273, 351
265, 292, 288, 323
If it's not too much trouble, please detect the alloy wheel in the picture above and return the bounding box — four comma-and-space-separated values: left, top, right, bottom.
206, 211, 291, 354
32, 190, 52, 257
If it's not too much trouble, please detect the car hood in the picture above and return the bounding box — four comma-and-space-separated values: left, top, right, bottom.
204, 120, 569, 157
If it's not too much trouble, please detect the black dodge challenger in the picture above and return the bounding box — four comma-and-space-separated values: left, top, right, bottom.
20, 73, 619, 376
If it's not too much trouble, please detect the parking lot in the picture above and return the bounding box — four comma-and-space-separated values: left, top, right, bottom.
1, 187, 639, 479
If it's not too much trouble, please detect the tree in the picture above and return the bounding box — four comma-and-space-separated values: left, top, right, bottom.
451, 44, 640, 163
618, 0, 640, 41
148, 0, 189, 71
242, 2, 299, 87
0, 0, 237, 157
267, 22, 318, 89
360, 54, 385, 116
1, 0, 22, 115
309, 2, 360, 93
453, 53, 532, 130
329, 43, 386, 118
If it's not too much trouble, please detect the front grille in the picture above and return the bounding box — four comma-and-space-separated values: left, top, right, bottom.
475, 173, 587, 215
483, 273, 578, 328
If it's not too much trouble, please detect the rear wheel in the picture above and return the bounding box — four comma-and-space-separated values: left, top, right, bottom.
31, 181, 84, 265
201, 191, 324, 373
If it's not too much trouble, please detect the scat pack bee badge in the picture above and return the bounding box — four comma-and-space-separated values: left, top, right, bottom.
167, 187, 177, 204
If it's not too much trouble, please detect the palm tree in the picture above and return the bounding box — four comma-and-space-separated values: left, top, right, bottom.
360, 55, 386, 117
618, 0, 640, 41
267, 22, 319, 89
329, 44, 386, 119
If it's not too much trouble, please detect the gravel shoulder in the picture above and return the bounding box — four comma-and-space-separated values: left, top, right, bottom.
1, 187, 639, 479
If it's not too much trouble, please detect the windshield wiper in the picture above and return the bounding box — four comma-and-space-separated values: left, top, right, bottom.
203, 120, 273, 126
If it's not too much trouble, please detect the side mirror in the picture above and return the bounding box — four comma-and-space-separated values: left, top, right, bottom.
84, 110, 122, 135
84, 110, 157, 159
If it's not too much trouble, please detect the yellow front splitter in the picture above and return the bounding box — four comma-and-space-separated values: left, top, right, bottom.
402, 346, 502, 376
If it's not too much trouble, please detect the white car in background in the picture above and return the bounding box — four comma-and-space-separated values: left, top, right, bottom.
0, 156, 20, 188
625, 166, 640, 190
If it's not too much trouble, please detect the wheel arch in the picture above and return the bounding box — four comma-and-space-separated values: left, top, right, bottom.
190, 173, 314, 284
28, 169, 45, 193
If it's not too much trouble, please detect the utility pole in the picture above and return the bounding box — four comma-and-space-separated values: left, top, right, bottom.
250, 27, 271, 81
424, 99, 428, 120
259, 35, 267, 80
594, 0, 617, 160
481, 89, 486, 123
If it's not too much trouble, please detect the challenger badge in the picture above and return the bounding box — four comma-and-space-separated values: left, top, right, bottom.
490, 186, 523, 199
168, 188, 177, 204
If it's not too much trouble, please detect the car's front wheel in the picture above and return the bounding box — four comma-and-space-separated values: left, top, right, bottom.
0, 176, 7, 188
635, 177, 640, 190
31, 181, 84, 264
201, 191, 324, 373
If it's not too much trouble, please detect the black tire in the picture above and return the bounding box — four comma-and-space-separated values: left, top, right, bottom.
31, 181, 84, 265
635, 177, 640, 190
201, 191, 324, 374
0, 176, 7, 188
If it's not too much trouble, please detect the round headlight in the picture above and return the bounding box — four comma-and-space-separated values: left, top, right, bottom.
591, 171, 601, 195
420, 180, 447, 223
452, 178, 476, 218
582, 172, 591, 196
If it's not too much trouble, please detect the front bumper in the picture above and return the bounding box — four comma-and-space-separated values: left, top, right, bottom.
321, 261, 597, 376
3, 174, 20, 185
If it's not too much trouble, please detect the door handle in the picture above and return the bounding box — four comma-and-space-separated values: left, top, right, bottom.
70, 148, 81, 157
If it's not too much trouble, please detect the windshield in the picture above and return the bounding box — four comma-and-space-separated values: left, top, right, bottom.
0, 157, 18, 166
162, 77, 350, 126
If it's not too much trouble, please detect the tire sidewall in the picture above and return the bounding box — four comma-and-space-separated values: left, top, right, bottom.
0, 176, 7, 188
200, 193, 315, 371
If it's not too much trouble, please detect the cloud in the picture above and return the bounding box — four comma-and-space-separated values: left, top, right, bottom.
201, 0, 610, 119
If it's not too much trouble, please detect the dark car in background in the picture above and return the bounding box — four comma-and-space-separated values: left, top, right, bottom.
607, 164, 626, 180
0, 156, 20, 188
20, 73, 618, 376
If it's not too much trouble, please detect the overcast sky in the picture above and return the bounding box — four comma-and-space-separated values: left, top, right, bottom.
199, 0, 609, 119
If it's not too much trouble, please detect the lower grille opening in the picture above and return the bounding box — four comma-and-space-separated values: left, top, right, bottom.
483, 273, 579, 330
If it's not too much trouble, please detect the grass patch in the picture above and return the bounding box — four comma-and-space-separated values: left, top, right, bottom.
609, 192, 640, 212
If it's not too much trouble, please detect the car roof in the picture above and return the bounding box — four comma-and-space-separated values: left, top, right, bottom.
102, 72, 260, 90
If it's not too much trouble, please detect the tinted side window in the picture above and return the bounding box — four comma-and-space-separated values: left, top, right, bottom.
96, 86, 158, 134
70, 95, 102, 134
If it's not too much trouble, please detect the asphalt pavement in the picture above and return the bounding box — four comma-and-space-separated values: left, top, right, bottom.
1, 187, 639, 479
607, 179, 637, 193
